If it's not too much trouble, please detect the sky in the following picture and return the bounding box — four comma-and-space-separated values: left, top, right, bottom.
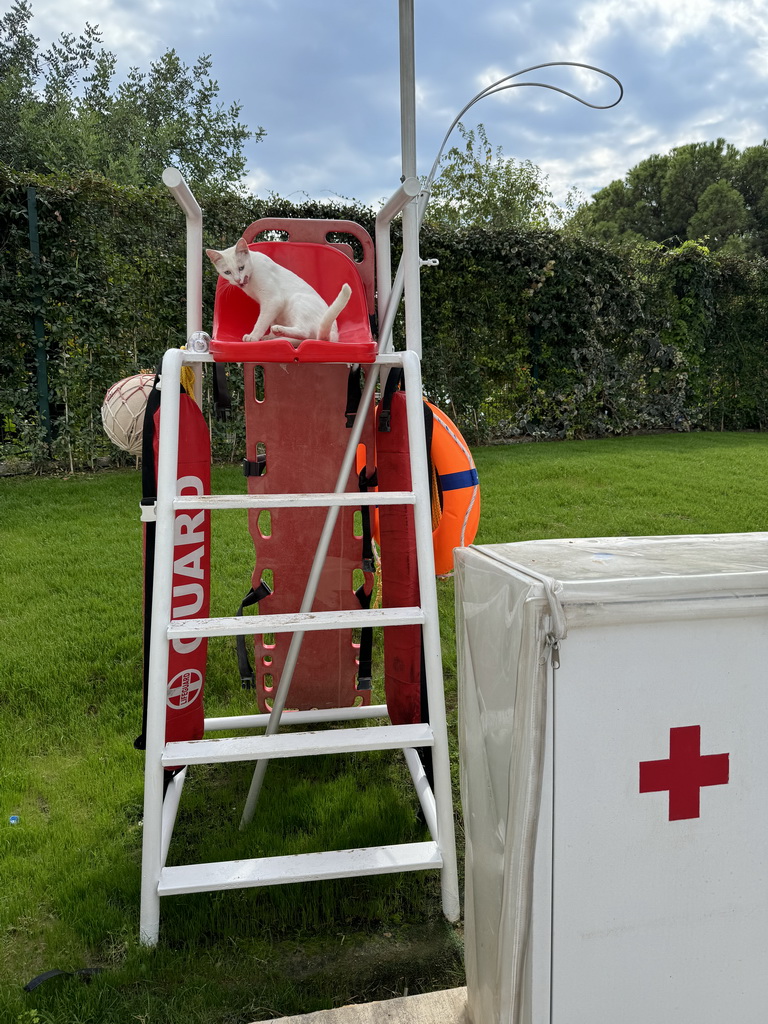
26, 0, 768, 211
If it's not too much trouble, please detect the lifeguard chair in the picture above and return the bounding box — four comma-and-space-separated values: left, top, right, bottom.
138, 173, 460, 944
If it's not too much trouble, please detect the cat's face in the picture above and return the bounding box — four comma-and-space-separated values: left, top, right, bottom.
206, 237, 252, 287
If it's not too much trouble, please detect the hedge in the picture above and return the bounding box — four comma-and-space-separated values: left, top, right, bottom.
2, 165, 767, 471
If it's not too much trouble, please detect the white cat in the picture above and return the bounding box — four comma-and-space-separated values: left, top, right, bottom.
206, 237, 351, 343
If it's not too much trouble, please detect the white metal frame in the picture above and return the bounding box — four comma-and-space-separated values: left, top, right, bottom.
139, 1, 461, 939
139, 343, 460, 944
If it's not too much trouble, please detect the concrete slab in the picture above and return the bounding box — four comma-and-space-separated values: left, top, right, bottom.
265, 986, 468, 1024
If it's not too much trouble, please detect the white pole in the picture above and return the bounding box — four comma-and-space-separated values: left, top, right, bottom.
163, 168, 203, 408
398, 0, 423, 357
401, 349, 460, 921
375, 176, 421, 330
139, 346, 184, 945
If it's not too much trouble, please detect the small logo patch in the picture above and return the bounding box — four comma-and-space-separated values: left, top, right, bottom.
166, 668, 203, 709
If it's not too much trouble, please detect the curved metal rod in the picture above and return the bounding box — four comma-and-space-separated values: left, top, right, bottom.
425, 61, 624, 188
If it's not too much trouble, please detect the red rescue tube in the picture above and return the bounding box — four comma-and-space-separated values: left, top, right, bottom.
138, 384, 211, 760
376, 389, 422, 726
156, 392, 211, 747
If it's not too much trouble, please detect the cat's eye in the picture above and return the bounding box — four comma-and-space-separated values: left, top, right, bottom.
224, 270, 231, 275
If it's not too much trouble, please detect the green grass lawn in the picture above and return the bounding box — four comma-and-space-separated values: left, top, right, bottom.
1, 431, 767, 1024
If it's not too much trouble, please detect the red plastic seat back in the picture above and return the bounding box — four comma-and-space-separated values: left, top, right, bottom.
211, 218, 375, 346
243, 217, 375, 314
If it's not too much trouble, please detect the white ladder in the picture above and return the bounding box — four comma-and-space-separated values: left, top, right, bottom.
139, 345, 460, 945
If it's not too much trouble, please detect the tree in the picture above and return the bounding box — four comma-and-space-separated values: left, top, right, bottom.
569, 139, 768, 254
424, 123, 563, 231
687, 180, 748, 250
573, 139, 768, 254
0, 0, 264, 188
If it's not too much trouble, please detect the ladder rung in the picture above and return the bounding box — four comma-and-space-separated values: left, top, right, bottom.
162, 722, 435, 766
167, 605, 425, 639
158, 842, 443, 895
172, 491, 415, 510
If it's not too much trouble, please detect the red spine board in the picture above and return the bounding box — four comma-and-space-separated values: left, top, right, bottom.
243, 361, 375, 712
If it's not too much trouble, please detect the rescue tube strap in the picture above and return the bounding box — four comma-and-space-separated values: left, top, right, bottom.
354, 584, 373, 689
24, 968, 103, 992
235, 580, 273, 689
345, 365, 364, 427
357, 466, 378, 572
377, 367, 405, 433
135, 374, 163, 753
212, 363, 232, 421
439, 467, 479, 490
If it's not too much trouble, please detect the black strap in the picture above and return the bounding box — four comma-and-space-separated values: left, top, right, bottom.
378, 367, 405, 432
212, 363, 231, 421
140, 372, 161, 500
354, 584, 373, 690
235, 580, 273, 688
24, 968, 103, 992
345, 365, 364, 427
357, 466, 378, 572
242, 454, 267, 477
135, 374, 162, 752
355, 463, 378, 689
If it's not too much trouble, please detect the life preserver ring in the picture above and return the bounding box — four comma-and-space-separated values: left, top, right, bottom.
426, 402, 480, 576
363, 397, 480, 577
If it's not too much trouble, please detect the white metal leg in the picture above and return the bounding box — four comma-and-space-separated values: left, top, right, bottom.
401, 349, 460, 921
140, 346, 184, 946
161, 767, 187, 868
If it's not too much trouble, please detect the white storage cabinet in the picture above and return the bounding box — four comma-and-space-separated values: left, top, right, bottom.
455, 534, 768, 1024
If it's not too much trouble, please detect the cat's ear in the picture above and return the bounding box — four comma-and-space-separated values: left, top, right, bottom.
206, 248, 222, 265
235, 237, 250, 255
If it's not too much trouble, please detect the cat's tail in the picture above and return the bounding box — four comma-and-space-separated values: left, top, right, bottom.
318, 283, 352, 341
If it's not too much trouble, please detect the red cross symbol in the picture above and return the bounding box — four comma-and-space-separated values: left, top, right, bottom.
639, 725, 729, 821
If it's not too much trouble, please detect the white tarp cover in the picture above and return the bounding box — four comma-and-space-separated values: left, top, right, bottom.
455, 533, 768, 1024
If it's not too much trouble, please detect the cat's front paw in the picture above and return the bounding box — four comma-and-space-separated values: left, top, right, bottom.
242, 332, 260, 342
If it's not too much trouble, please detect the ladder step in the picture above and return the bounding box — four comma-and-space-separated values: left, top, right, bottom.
168, 605, 425, 639
173, 491, 415, 510
162, 722, 435, 766
158, 841, 443, 895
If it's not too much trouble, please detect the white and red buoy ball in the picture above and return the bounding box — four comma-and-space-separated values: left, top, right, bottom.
101, 373, 156, 454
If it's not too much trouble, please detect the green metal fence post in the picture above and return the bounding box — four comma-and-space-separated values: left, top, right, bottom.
27, 186, 52, 445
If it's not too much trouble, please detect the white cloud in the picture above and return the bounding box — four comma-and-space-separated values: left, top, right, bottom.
32, 0, 217, 63
552, 0, 768, 75
242, 168, 274, 196
17, 0, 768, 206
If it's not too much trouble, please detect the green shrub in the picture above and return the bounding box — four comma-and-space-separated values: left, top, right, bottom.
2, 165, 768, 469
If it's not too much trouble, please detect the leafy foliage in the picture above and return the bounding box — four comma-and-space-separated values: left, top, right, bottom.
0, 0, 262, 188
0, 165, 377, 469
2, 165, 768, 471
570, 138, 768, 255
425, 123, 564, 231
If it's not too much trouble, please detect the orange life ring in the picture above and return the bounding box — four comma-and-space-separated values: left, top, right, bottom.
359, 403, 480, 577
427, 402, 480, 575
